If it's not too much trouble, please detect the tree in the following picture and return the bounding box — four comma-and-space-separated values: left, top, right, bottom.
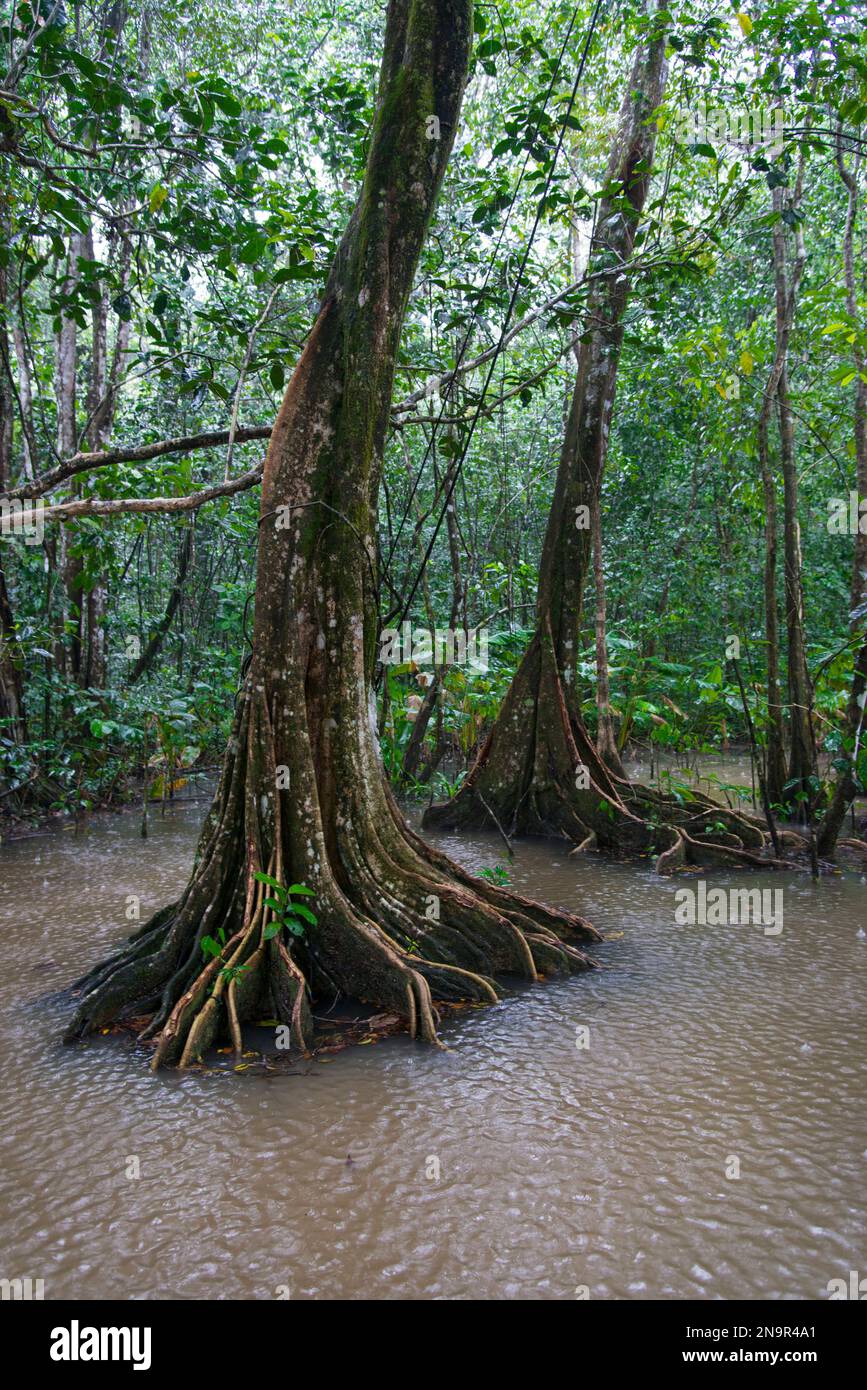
424, 4, 769, 868
817, 135, 867, 858
63, 0, 598, 1066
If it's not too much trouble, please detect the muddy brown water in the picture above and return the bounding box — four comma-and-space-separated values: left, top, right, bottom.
0, 798, 865, 1300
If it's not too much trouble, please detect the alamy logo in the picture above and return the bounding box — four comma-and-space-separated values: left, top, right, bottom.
379, 621, 488, 671
826, 492, 867, 535
0, 1275, 44, 1299
50, 1320, 152, 1371
674, 881, 783, 936
0, 497, 45, 545
672, 102, 784, 159
826, 1270, 867, 1299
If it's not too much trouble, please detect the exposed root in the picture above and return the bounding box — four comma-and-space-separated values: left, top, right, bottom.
62, 685, 598, 1068
422, 625, 810, 874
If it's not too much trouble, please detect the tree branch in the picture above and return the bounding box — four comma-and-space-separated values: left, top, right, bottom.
3, 425, 272, 502
13, 462, 263, 526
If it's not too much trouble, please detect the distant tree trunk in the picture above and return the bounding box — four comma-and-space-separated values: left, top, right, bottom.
55, 234, 84, 682
65, 0, 598, 1066
78, 224, 133, 689
0, 242, 28, 744
11, 318, 35, 481
82, 227, 109, 689
758, 417, 786, 808
590, 472, 623, 774
757, 177, 807, 809
128, 524, 194, 684
818, 141, 867, 857
402, 395, 464, 782
773, 191, 815, 810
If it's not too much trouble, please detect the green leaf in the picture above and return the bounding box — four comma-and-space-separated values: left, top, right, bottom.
149, 183, 169, 213
288, 903, 317, 926
253, 870, 284, 892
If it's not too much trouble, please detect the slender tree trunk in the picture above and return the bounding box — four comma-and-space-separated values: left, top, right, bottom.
65, 0, 598, 1067
128, 524, 194, 684
55, 235, 84, 681
590, 474, 623, 774
426, 7, 775, 867
774, 200, 815, 810
757, 177, 807, 809
82, 228, 110, 688
758, 411, 786, 807
426, 10, 722, 853
0, 237, 28, 744
402, 396, 465, 781
11, 319, 35, 481
818, 142, 867, 857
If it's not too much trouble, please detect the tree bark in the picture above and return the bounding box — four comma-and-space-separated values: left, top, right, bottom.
65, 0, 598, 1067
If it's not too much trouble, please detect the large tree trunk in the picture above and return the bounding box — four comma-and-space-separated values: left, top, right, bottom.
64, 0, 598, 1066
817, 141, 867, 858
